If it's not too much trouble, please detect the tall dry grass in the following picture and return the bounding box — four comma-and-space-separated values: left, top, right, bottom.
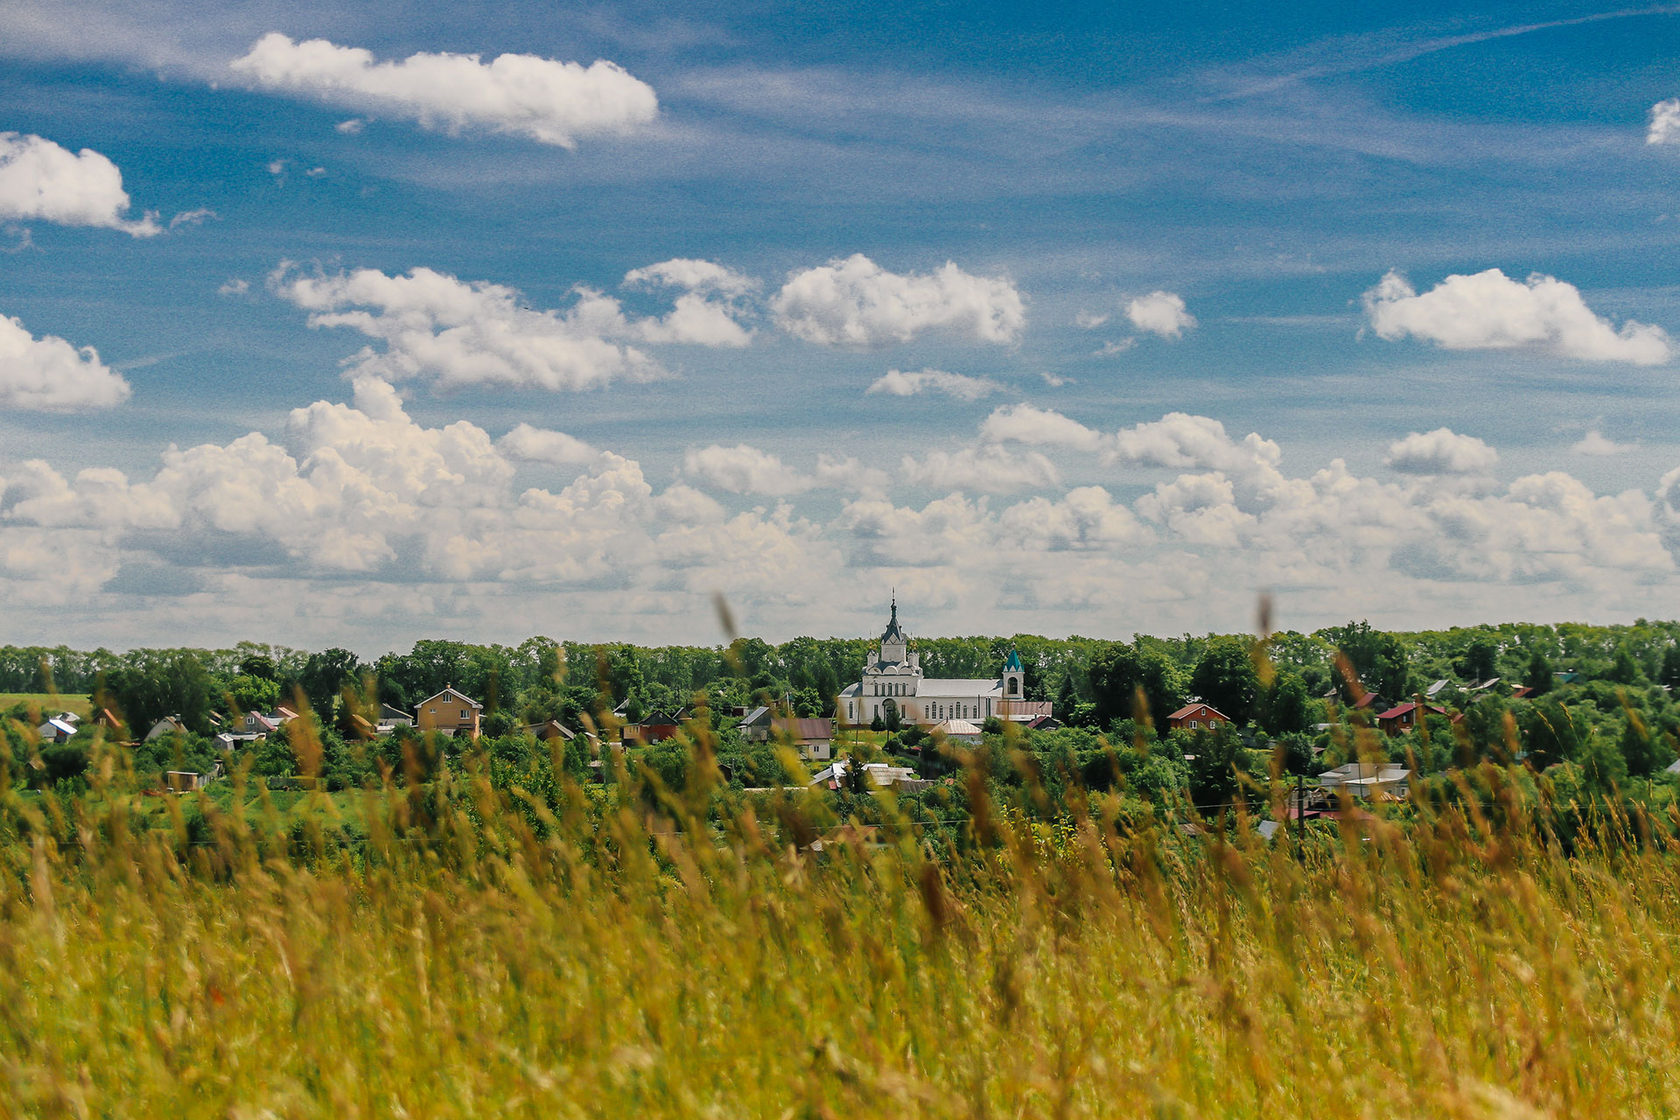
3, 735, 1680, 1119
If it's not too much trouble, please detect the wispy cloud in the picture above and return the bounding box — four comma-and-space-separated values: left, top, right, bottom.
866, 368, 1003, 401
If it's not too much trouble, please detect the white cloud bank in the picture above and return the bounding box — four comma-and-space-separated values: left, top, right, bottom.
1364, 269, 1672, 366
229, 33, 658, 147
1386, 428, 1498, 475
0, 132, 159, 236
0, 314, 131, 410
867, 368, 1003, 401
6, 386, 1680, 645
771, 254, 1025, 347
1649, 99, 1680, 146
272, 261, 752, 392
1125, 291, 1196, 339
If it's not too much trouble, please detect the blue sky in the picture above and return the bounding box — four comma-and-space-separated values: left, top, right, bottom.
3, 0, 1680, 653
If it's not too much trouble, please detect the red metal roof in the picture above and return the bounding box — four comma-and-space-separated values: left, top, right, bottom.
1166, 702, 1231, 722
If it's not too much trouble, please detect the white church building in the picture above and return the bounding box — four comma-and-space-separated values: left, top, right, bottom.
839, 600, 1045, 727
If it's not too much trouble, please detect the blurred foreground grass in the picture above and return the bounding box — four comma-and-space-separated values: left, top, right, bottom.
3, 738, 1680, 1119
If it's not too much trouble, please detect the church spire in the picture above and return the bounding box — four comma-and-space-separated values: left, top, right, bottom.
880, 594, 906, 645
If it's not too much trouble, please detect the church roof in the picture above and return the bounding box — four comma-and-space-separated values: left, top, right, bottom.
1004, 648, 1023, 673
916, 678, 1003, 697
880, 597, 906, 643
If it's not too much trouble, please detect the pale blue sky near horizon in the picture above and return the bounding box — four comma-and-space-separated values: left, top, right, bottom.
3, 0, 1680, 653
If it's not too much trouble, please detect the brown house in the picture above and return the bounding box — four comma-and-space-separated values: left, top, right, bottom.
415, 686, 482, 739
1166, 701, 1231, 732
623, 709, 686, 745
1375, 702, 1447, 737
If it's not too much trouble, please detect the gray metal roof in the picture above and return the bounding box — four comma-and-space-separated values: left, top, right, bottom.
915, 678, 1002, 697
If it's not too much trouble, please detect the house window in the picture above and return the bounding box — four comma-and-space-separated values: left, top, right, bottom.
461, 709, 469, 719
1208, 720, 1219, 729
1189, 720, 1200, 729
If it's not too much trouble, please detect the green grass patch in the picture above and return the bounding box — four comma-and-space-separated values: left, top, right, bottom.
1, 692, 92, 719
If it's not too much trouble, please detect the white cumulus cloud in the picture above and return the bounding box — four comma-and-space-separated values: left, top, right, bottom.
1386, 428, 1499, 475
682, 444, 812, 496
0, 132, 159, 236
979, 404, 1107, 453
272, 263, 752, 392
619, 258, 756, 348
1364, 269, 1673, 366
1125, 290, 1196, 339
866, 368, 1003, 401
1572, 429, 1635, 456
1649, 99, 1680, 146
0, 314, 131, 411
499, 423, 600, 466
229, 33, 658, 148
623, 258, 755, 297
1110, 412, 1281, 475
771, 254, 1025, 347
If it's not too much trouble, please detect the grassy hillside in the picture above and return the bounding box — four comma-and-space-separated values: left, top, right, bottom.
2, 753, 1678, 1118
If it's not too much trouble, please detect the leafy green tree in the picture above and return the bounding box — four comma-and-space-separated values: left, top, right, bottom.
1520, 698, 1578, 768
1088, 643, 1184, 729
1524, 649, 1553, 696
39, 742, 90, 785
1457, 636, 1499, 682
253, 732, 298, 777
1258, 671, 1312, 736
1271, 732, 1316, 777
811, 663, 840, 714
1609, 645, 1645, 687
1619, 711, 1673, 778
227, 674, 280, 715
1184, 724, 1243, 811
840, 751, 872, 795
1320, 621, 1410, 699
1054, 672, 1078, 718
1579, 732, 1629, 798
237, 654, 278, 681
100, 651, 216, 735
299, 648, 366, 719
1660, 644, 1680, 691
1190, 637, 1261, 726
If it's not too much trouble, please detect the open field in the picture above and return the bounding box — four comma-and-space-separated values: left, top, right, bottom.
0, 693, 92, 719
4, 751, 1680, 1119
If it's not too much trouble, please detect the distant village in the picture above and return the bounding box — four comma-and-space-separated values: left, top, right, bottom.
16, 601, 1642, 824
